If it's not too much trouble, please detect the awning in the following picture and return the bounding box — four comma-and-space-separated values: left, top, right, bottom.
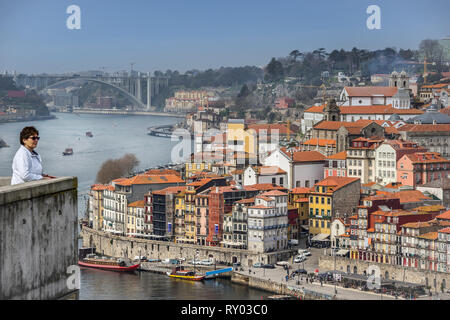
311, 233, 330, 241
336, 249, 349, 256
300, 225, 309, 231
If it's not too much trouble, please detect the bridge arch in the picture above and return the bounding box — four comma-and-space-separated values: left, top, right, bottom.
42, 77, 145, 108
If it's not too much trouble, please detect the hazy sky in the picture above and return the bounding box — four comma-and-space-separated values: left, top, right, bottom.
0, 0, 449, 74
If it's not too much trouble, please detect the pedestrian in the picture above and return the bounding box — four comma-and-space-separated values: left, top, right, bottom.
11, 126, 55, 185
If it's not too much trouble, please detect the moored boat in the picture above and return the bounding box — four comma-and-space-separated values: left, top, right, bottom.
166, 266, 204, 281
63, 148, 73, 156
78, 255, 140, 272
86, 131, 93, 137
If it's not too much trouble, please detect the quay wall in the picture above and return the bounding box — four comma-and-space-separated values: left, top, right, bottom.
0, 177, 79, 300
70, 108, 186, 118
81, 227, 293, 267
231, 273, 333, 300
319, 255, 450, 291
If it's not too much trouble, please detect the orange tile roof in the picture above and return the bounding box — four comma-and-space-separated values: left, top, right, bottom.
291, 187, 311, 194
243, 183, 286, 191
438, 227, 450, 234
344, 86, 398, 97
418, 232, 438, 240
152, 186, 187, 195
398, 124, 450, 133
256, 195, 275, 202
436, 210, 450, 221
326, 151, 347, 160
340, 105, 423, 115
302, 138, 336, 147
314, 176, 360, 192
91, 184, 108, 191
261, 190, 288, 197
401, 221, 431, 229
247, 123, 293, 135
367, 228, 375, 232
248, 205, 275, 209
115, 174, 184, 186
280, 148, 326, 163
255, 166, 286, 175
404, 152, 450, 164
421, 83, 449, 89
145, 169, 181, 176
128, 200, 145, 208
187, 178, 213, 187
236, 197, 255, 204
376, 190, 431, 204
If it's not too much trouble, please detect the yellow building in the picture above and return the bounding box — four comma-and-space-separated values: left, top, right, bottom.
89, 184, 107, 231
174, 189, 186, 243
308, 177, 360, 237
183, 183, 197, 244
289, 187, 310, 228
227, 119, 257, 155
185, 162, 213, 178
127, 200, 145, 237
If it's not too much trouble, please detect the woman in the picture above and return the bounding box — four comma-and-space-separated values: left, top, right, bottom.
11, 126, 53, 185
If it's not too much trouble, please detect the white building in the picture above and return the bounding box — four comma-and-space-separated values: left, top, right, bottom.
247, 191, 288, 254
243, 165, 287, 188
263, 148, 325, 189
374, 143, 398, 185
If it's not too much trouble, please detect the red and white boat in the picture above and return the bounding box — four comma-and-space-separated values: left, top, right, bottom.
78, 257, 140, 272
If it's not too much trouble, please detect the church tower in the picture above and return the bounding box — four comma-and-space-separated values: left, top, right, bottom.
324, 98, 341, 121
389, 70, 409, 89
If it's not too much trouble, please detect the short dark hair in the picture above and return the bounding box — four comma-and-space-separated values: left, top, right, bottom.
20, 126, 39, 145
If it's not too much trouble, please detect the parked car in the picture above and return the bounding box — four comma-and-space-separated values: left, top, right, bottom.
294, 255, 306, 263
146, 258, 161, 263
292, 268, 308, 276
253, 262, 263, 268
276, 261, 289, 266
262, 264, 275, 269
133, 256, 147, 261
199, 259, 214, 266
297, 249, 311, 256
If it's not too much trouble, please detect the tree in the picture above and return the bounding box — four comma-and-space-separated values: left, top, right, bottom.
96, 153, 140, 184
265, 58, 284, 82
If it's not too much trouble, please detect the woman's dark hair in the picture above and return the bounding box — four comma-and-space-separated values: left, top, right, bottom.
19, 126, 39, 145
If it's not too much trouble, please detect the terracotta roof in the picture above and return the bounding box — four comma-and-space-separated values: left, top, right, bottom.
115, 174, 184, 186
436, 210, 450, 221
367, 228, 375, 232
236, 197, 255, 204
418, 232, 438, 240
403, 152, 450, 164
248, 205, 275, 209
91, 184, 108, 191
302, 138, 336, 147
145, 169, 181, 176
438, 227, 450, 234
344, 86, 398, 97
291, 187, 311, 194
256, 195, 275, 202
421, 83, 449, 89
280, 148, 326, 163
376, 190, 431, 204
401, 221, 431, 229
340, 105, 423, 115
261, 190, 288, 197
128, 200, 145, 208
254, 166, 286, 175
326, 151, 347, 160
187, 178, 213, 187
398, 124, 450, 132
247, 123, 293, 135
152, 186, 187, 195
243, 183, 286, 191
313, 176, 360, 192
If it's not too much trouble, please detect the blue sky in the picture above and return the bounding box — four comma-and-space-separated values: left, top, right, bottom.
0, 0, 449, 74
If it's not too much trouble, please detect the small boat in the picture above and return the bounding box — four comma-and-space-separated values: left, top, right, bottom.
86, 131, 93, 137
166, 266, 205, 281
78, 255, 140, 272
63, 148, 73, 156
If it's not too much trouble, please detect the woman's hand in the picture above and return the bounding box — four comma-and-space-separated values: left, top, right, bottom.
43, 174, 56, 179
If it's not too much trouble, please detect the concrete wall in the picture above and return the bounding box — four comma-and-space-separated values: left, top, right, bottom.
81, 227, 294, 267
0, 177, 78, 300
319, 255, 450, 291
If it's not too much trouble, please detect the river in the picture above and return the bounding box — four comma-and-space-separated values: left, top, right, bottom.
0, 112, 272, 300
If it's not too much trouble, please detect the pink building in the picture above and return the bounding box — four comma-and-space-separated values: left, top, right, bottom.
324, 151, 347, 178
397, 152, 450, 188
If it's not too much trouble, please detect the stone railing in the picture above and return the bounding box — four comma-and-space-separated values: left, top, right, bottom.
0, 177, 78, 300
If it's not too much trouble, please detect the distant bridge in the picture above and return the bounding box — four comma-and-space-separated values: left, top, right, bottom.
13, 73, 169, 110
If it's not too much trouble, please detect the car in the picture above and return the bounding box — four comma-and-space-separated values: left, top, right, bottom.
294, 255, 306, 263
146, 258, 161, 263
133, 256, 147, 261
188, 259, 202, 265
276, 261, 289, 266
297, 249, 311, 256
262, 264, 275, 269
199, 259, 214, 266
253, 262, 263, 268
293, 268, 308, 275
